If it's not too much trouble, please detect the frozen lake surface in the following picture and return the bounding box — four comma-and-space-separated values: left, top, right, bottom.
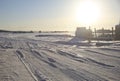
0, 33, 120, 81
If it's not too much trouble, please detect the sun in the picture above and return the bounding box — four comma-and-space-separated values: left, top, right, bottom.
76, 0, 101, 25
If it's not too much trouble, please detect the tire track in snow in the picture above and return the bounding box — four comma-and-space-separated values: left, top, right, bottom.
16, 50, 51, 81
60, 68, 108, 81
16, 50, 38, 81
31, 49, 108, 81
0, 41, 13, 49
101, 48, 120, 52
56, 50, 115, 80
57, 50, 115, 68
26, 41, 40, 49
85, 49, 120, 59
86, 58, 114, 68
31, 50, 57, 68
21, 49, 57, 81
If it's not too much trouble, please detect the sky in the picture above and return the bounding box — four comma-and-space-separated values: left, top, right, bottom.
0, 0, 120, 31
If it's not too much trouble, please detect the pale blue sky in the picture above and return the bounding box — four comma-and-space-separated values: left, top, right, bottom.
0, 0, 120, 31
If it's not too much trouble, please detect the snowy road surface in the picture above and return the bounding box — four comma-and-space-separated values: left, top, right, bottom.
0, 33, 120, 81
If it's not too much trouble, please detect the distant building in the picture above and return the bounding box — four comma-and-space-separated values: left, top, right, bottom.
115, 23, 120, 40
96, 28, 113, 40
75, 27, 92, 41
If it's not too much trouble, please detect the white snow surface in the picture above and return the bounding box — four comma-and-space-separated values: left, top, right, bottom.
0, 32, 120, 81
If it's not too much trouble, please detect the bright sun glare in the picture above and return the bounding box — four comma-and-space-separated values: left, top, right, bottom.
76, 0, 101, 25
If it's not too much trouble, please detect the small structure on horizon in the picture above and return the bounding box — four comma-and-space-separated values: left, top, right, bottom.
75, 27, 92, 42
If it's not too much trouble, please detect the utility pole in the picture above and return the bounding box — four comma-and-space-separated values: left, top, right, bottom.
88, 26, 92, 43
102, 27, 104, 36
94, 28, 97, 39
112, 27, 114, 40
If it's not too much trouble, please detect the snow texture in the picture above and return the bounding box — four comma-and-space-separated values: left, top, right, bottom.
0, 32, 120, 81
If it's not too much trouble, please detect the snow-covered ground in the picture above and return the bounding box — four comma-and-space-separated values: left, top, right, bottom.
0, 32, 120, 81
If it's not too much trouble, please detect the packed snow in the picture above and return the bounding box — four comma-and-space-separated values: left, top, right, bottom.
0, 32, 120, 81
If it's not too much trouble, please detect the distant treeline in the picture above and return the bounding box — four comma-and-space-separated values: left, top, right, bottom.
39, 31, 69, 33
0, 30, 69, 33
0, 30, 33, 33
36, 34, 72, 37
